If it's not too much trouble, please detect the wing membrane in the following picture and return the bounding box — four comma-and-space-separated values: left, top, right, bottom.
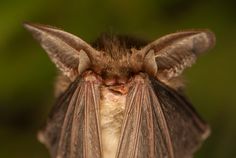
38, 77, 102, 158
116, 79, 173, 158
150, 77, 209, 158
116, 75, 209, 158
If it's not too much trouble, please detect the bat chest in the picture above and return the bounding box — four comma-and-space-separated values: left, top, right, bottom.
100, 86, 127, 158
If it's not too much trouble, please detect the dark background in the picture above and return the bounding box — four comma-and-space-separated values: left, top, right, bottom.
0, 0, 236, 157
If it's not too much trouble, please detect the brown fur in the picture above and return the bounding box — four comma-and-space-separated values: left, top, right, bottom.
91, 34, 147, 79
54, 34, 185, 96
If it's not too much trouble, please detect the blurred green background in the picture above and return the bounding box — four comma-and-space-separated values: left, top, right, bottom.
0, 0, 236, 157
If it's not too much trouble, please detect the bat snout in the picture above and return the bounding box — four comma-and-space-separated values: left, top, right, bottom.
103, 76, 129, 86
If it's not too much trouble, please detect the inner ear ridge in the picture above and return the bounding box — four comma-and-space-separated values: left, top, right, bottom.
143, 49, 158, 77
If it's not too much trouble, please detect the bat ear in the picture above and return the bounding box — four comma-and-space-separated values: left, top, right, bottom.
141, 30, 215, 79
24, 22, 100, 80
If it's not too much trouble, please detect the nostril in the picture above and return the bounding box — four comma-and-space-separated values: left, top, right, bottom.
103, 76, 129, 86
104, 78, 116, 86
117, 77, 128, 84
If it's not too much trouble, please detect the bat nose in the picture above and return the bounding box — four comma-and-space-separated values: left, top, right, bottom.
104, 78, 116, 86
117, 77, 128, 84
104, 76, 128, 86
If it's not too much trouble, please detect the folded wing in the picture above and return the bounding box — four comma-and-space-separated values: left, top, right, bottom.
38, 76, 102, 158
116, 75, 209, 158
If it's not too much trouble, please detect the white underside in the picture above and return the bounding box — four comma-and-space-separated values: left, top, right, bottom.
100, 86, 126, 158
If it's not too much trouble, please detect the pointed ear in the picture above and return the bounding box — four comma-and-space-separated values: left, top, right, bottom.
141, 30, 215, 79
24, 22, 100, 80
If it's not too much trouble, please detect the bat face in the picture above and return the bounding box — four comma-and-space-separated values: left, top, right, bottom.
24, 23, 215, 158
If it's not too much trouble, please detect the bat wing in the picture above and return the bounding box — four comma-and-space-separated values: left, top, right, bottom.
116, 75, 210, 158
38, 76, 102, 158
150, 77, 210, 158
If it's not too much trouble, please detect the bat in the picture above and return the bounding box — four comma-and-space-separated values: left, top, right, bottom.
24, 22, 215, 158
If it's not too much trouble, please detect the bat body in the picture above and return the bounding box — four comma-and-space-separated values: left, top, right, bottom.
24, 23, 215, 158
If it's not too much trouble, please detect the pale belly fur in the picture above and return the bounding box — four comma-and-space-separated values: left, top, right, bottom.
100, 86, 127, 158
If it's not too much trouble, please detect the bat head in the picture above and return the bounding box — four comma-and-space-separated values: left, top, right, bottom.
24, 23, 215, 86
90, 34, 147, 85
